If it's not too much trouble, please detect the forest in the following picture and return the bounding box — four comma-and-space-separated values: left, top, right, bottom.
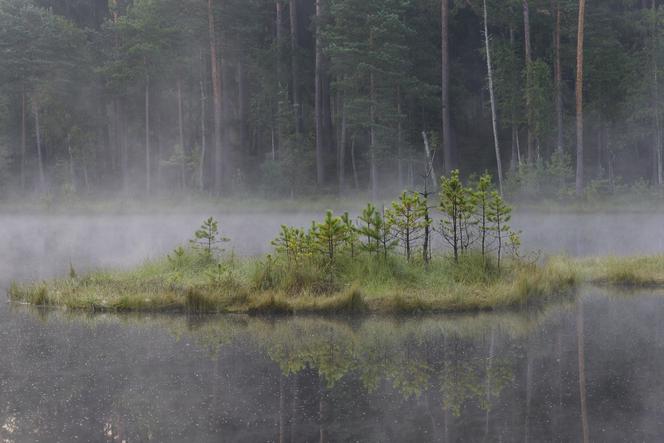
0, 0, 662, 201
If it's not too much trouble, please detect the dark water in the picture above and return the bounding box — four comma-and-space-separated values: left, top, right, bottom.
1, 213, 664, 442
1, 292, 664, 442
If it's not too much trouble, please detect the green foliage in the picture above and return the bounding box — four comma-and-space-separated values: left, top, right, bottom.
439, 170, 476, 262
386, 192, 429, 261
315, 210, 348, 261
190, 217, 229, 257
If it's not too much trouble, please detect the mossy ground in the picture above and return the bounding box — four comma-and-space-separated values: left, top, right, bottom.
8, 249, 580, 314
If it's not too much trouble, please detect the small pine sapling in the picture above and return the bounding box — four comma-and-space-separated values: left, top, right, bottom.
341, 212, 358, 259
190, 217, 230, 257
487, 191, 512, 269
358, 203, 381, 256
475, 173, 493, 263
315, 210, 348, 262
386, 192, 428, 261
439, 170, 474, 262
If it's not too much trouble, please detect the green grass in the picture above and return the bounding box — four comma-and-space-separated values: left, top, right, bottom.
569, 256, 664, 287
8, 248, 581, 315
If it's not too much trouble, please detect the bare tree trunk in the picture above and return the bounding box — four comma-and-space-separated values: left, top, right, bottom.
145, 72, 151, 195
178, 77, 186, 190
289, 0, 302, 135
276, 0, 284, 155
370, 70, 378, 200
397, 87, 404, 188
554, 0, 564, 153
509, 26, 519, 172
20, 89, 26, 190
199, 49, 207, 191
67, 134, 76, 192
483, 0, 504, 194
422, 131, 438, 191
351, 135, 359, 189
523, 0, 535, 164
575, 0, 586, 195
339, 92, 347, 192
33, 99, 45, 192
652, 0, 662, 186
208, 0, 224, 193
441, 0, 453, 173
315, 0, 325, 186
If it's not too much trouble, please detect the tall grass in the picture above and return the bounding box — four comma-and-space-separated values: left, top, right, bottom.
8, 248, 582, 315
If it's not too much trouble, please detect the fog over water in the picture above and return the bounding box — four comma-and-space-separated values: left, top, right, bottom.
2, 212, 664, 441
3, 211, 664, 285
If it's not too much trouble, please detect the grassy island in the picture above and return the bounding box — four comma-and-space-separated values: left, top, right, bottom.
10, 173, 664, 315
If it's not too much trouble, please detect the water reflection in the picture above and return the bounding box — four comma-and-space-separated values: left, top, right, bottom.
1, 290, 663, 441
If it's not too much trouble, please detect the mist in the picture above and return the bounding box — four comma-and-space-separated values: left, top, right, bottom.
1, 0, 664, 441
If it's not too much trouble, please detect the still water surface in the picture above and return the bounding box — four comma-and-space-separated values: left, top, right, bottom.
1, 213, 663, 442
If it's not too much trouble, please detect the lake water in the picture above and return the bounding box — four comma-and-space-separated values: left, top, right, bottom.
1, 213, 664, 442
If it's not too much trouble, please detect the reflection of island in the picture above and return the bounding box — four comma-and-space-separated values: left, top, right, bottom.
1, 292, 659, 442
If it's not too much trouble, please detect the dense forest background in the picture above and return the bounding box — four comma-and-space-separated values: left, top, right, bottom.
0, 0, 662, 200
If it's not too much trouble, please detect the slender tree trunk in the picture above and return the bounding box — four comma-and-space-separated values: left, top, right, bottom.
441, 0, 453, 173
397, 87, 404, 188
652, 0, 662, 186
370, 70, 378, 200
178, 77, 186, 190
208, 0, 224, 193
575, 0, 586, 195
145, 72, 151, 195
33, 99, 45, 192
290, 0, 302, 135
199, 49, 207, 191
315, 0, 325, 186
523, 0, 535, 164
20, 89, 26, 190
554, 0, 564, 153
351, 135, 359, 189
509, 26, 519, 172
67, 134, 76, 192
483, 0, 504, 194
276, 0, 284, 155
339, 92, 346, 192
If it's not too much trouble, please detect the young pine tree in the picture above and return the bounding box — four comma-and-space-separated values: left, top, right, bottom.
475, 173, 493, 261
191, 217, 229, 257
439, 170, 474, 262
487, 191, 512, 269
386, 192, 428, 261
315, 210, 348, 262
358, 203, 381, 256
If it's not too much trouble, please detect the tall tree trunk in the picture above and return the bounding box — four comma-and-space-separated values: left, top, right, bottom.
338, 92, 347, 192
199, 49, 207, 191
208, 0, 224, 193
370, 67, 377, 198
67, 134, 76, 193
20, 89, 27, 190
554, 0, 564, 154
33, 99, 45, 192
276, 0, 284, 155
145, 72, 151, 195
509, 26, 519, 172
483, 0, 504, 194
290, 0, 302, 135
397, 87, 404, 189
178, 77, 186, 190
315, 0, 325, 186
351, 135, 359, 189
652, 0, 662, 186
523, 0, 535, 164
441, 0, 453, 173
575, 0, 586, 195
